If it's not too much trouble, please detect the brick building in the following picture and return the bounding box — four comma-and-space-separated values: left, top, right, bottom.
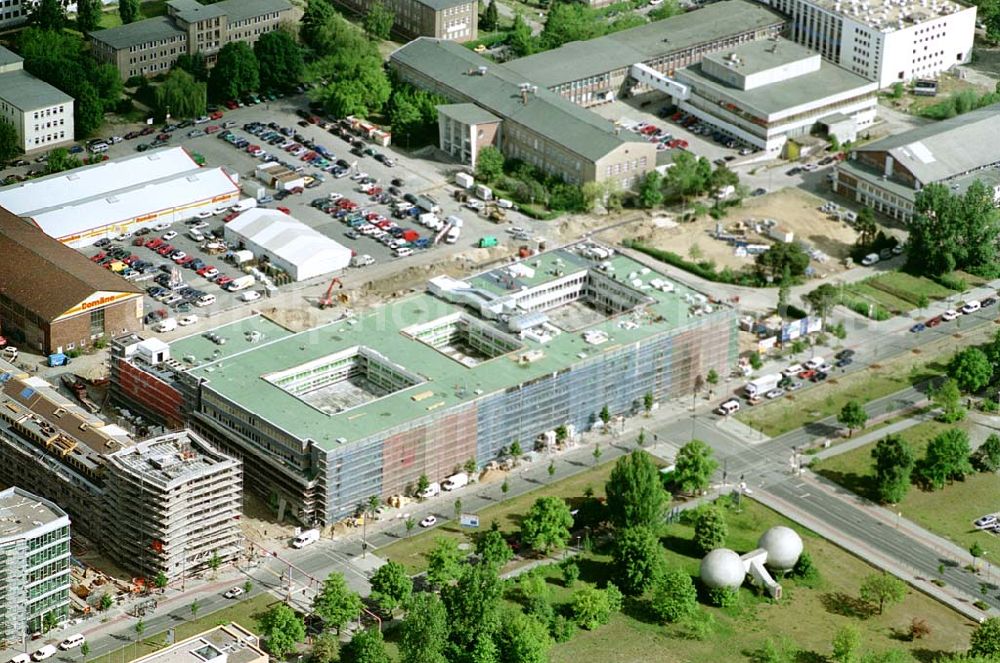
0, 209, 143, 355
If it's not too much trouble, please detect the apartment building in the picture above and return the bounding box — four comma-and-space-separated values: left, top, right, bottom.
0, 487, 71, 646
503, 1, 785, 107
833, 104, 1000, 221
391, 39, 656, 187
334, 0, 477, 41
672, 38, 877, 155
90, 0, 292, 80
0, 46, 74, 153
132, 623, 267, 663
0, 355, 243, 582
761, 0, 975, 87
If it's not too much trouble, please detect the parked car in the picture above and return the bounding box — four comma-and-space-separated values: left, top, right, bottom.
223, 587, 245, 599
420, 516, 437, 528
941, 309, 960, 321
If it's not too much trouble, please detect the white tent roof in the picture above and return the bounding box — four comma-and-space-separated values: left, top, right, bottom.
225, 208, 351, 272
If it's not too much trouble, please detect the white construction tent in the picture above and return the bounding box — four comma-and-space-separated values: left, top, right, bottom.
0, 147, 239, 248
224, 208, 351, 281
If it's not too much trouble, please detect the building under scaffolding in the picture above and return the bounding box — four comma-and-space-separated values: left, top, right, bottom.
0, 360, 242, 582
0, 487, 71, 647
110, 241, 738, 525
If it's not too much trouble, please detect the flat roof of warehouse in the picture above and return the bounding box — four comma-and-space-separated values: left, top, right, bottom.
169, 246, 732, 448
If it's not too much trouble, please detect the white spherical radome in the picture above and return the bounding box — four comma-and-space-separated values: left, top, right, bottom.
757, 526, 803, 570
699, 548, 745, 589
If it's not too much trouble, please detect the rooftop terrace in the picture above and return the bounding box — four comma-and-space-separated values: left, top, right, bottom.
0, 487, 68, 541
166, 245, 729, 448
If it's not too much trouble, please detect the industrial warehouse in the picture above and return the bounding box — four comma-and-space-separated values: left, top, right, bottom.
0, 146, 239, 248
110, 243, 737, 526
0, 355, 243, 583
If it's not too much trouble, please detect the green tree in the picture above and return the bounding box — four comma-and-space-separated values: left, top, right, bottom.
831, 624, 862, 663
970, 616, 1000, 658
44, 147, 81, 175
838, 400, 869, 437
933, 378, 966, 423
948, 347, 993, 393
155, 69, 207, 120
644, 391, 654, 415
540, 2, 602, 50
416, 473, 430, 496
755, 241, 811, 281
859, 573, 906, 615
986, 328, 1000, 366
561, 560, 580, 587
341, 628, 390, 663
153, 571, 168, 591
174, 53, 208, 82
496, 609, 552, 663
301, 0, 335, 51
210, 42, 259, 101
441, 563, 504, 654
476, 146, 504, 183
972, 433, 1000, 472
75, 81, 105, 137
599, 404, 611, 428
571, 585, 619, 630
312, 572, 362, 634
306, 19, 390, 118
31, 0, 65, 29
188, 599, 199, 618
605, 450, 666, 530
650, 568, 697, 623
593, 444, 603, 465
508, 12, 535, 57
369, 560, 412, 614
476, 527, 513, 569
259, 604, 306, 658
520, 496, 573, 555
906, 181, 1000, 277
510, 440, 523, 463
80, 642, 90, 663
76, 0, 103, 34
481, 0, 499, 31
427, 536, 464, 587
0, 119, 20, 164
612, 525, 664, 595
708, 164, 739, 198
405, 517, 416, 537
706, 368, 719, 394
918, 427, 973, 489
638, 171, 663, 208
311, 633, 339, 663
891, 81, 905, 98
871, 434, 915, 504
548, 460, 556, 477
693, 505, 728, 554
363, 1, 395, 40
399, 592, 449, 663
118, 0, 139, 24
672, 440, 718, 495
855, 206, 878, 247
648, 0, 682, 19
208, 549, 222, 578
254, 31, 304, 92
387, 90, 422, 147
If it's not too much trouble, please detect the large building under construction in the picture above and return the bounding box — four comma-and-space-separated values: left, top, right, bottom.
0, 360, 242, 582
110, 243, 738, 525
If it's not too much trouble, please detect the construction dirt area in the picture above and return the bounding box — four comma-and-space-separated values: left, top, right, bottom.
592, 187, 859, 278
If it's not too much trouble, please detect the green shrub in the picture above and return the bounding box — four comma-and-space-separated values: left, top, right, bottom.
933, 273, 967, 291
706, 586, 738, 607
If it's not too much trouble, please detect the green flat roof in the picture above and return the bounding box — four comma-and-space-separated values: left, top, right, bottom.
503, 0, 784, 88
678, 59, 874, 117
171, 248, 730, 449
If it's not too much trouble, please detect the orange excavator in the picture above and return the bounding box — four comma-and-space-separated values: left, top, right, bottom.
318, 277, 348, 309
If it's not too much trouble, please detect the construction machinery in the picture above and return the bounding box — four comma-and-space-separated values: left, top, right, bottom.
319, 277, 348, 309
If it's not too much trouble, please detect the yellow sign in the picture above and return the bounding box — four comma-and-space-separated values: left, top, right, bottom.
56, 291, 141, 320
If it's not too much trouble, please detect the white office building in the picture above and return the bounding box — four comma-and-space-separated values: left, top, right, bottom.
0, 46, 74, 153
760, 0, 976, 88
673, 38, 877, 155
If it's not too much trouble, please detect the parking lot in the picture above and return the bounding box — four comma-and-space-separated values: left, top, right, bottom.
2, 95, 551, 335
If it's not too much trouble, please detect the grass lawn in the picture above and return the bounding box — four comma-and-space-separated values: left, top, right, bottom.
814, 419, 1000, 564
98, 0, 168, 29
736, 356, 940, 437
545, 498, 973, 662
379, 461, 630, 574
843, 272, 960, 317
87, 593, 276, 663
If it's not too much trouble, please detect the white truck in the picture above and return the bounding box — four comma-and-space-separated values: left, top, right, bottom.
351, 254, 375, 267
455, 172, 474, 189
419, 482, 441, 499
231, 198, 258, 213
475, 184, 493, 201
226, 275, 256, 292
291, 528, 320, 549
442, 472, 469, 491
744, 373, 782, 399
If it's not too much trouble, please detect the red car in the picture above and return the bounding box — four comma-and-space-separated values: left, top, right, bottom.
224, 100, 239, 110
205, 125, 221, 134
926, 316, 942, 327
277, 206, 291, 215
145, 238, 164, 249
289, 186, 304, 195
197, 265, 217, 277
223, 212, 240, 223
210, 111, 224, 120
215, 275, 233, 287
132, 237, 145, 246
91, 251, 106, 262
139, 126, 156, 136
157, 244, 175, 256
175, 255, 195, 266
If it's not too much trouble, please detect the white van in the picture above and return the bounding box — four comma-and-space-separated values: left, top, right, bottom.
351, 254, 375, 267
804, 356, 826, 370
716, 399, 740, 416
291, 528, 320, 548
10, 654, 31, 663
241, 290, 261, 302
155, 318, 177, 333
230, 198, 258, 213
496, 198, 514, 209
419, 482, 441, 498
188, 229, 205, 242
60, 635, 85, 650
31, 646, 57, 662
394, 247, 413, 258
195, 294, 216, 307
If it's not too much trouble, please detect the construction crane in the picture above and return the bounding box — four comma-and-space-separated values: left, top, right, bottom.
318, 276, 346, 309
